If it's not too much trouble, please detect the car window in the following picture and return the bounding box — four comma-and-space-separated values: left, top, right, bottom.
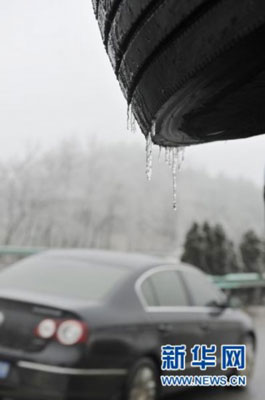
141, 270, 189, 307
181, 269, 225, 307
0, 256, 128, 301
141, 278, 158, 307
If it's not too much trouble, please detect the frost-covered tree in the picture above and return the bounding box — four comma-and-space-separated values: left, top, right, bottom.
0, 140, 262, 258
240, 230, 264, 274
182, 222, 239, 275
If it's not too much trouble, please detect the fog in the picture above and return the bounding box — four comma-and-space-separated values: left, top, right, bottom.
0, 140, 261, 253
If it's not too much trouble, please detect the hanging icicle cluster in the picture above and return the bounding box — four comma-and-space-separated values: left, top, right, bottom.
127, 104, 185, 210
145, 122, 185, 211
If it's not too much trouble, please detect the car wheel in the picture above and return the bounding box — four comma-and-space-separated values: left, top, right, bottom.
125, 358, 159, 400
228, 334, 256, 390
93, 0, 265, 146
239, 335, 256, 382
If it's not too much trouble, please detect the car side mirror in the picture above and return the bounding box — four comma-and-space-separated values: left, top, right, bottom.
207, 294, 228, 308
228, 296, 243, 309
206, 299, 228, 315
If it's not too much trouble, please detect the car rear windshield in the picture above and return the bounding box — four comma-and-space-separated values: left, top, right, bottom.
0, 256, 129, 301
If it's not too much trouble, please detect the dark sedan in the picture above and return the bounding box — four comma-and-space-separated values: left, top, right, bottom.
0, 250, 256, 400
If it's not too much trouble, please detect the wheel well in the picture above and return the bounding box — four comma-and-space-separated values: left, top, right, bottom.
142, 352, 161, 373
245, 331, 257, 350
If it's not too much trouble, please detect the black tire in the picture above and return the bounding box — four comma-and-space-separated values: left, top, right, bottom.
94, 0, 265, 146
238, 335, 256, 385
124, 358, 160, 400
227, 334, 256, 391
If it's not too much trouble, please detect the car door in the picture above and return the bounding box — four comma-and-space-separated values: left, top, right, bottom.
138, 266, 208, 374
181, 268, 240, 372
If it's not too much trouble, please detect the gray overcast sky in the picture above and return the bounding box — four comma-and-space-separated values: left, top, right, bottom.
0, 0, 264, 186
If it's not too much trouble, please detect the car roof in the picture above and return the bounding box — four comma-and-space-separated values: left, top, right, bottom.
38, 249, 166, 270
24, 249, 198, 277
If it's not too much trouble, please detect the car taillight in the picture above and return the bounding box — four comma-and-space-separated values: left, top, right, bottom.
56, 320, 88, 346
36, 319, 57, 339
35, 319, 88, 345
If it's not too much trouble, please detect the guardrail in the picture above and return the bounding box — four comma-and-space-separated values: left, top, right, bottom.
0, 246, 44, 257
211, 273, 265, 305
211, 273, 265, 290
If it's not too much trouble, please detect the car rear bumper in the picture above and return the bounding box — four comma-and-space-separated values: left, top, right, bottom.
0, 361, 128, 400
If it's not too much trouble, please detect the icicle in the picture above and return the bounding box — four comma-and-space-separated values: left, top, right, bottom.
172, 148, 178, 175
145, 132, 153, 181
130, 111, 136, 133
127, 103, 137, 133
165, 147, 170, 165
181, 147, 185, 162
174, 146, 184, 170
177, 146, 185, 169
168, 148, 173, 167
172, 148, 178, 211
127, 103, 131, 131
158, 146, 162, 162
151, 120, 156, 137
172, 171, 178, 211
